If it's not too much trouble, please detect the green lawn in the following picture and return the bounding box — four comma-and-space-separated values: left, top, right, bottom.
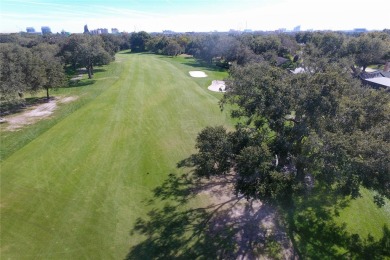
336, 188, 390, 239
0, 52, 230, 259
1, 52, 388, 259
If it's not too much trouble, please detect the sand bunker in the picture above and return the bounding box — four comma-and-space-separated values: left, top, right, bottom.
189, 71, 207, 78
208, 80, 226, 92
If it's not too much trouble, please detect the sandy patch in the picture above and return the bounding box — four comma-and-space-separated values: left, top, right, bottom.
197, 174, 293, 259
70, 75, 83, 81
189, 71, 207, 78
199, 175, 293, 259
208, 80, 226, 92
69, 69, 85, 83
60, 96, 78, 103
2, 96, 77, 131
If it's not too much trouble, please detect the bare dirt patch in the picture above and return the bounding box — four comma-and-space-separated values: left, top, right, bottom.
197, 174, 294, 259
60, 96, 78, 103
2, 96, 78, 131
69, 69, 85, 84
129, 167, 294, 258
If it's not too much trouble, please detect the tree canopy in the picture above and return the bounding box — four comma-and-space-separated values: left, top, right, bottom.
190, 60, 389, 204
130, 31, 151, 52
182, 57, 390, 257
1, 32, 123, 104
0, 42, 66, 101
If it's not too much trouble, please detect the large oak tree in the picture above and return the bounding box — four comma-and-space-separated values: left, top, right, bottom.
185, 60, 390, 258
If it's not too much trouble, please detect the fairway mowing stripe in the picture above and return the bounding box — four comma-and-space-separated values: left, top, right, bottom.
1, 52, 234, 259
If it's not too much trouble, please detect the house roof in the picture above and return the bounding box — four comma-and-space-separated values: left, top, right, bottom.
380, 71, 390, 78
360, 71, 382, 79
364, 77, 390, 88
276, 57, 289, 66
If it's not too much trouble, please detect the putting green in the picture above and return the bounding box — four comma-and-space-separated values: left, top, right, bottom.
0, 53, 230, 259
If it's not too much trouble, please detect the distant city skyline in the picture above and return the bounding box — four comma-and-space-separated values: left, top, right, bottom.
1, 0, 389, 34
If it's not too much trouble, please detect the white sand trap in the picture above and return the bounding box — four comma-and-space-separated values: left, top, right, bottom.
189, 71, 207, 78
208, 80, 226, 92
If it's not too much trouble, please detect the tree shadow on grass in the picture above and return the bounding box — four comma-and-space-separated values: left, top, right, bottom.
284, 184, 390, 259
126, 164, 390, 259
289, 206, 390, 259
67, 79, 96, 88
180, 61, 226, 72
120, 50, 133, 54
92, 68, 107, 73
154, 54, 226, 73
126, 172, 292, 260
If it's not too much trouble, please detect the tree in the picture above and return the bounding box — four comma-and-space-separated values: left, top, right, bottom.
60, 34, 113, 78
0, 43, 44, 102
309, 32, 347, 59
250, 35, 282, 56
130, 31, 151, 52
188, 33, 222, 64
100, 34, 123, 55
347, 33, 390, 72
32, 43, 66, 99
184, 60, 390, 257
80, 36, 112, 78
145, 36, 161, 53
162, 40, 182, 56
0, 42, 66, 101
223, 40, 260, 66
60, 34, 86, 70
225, 61, 389, 201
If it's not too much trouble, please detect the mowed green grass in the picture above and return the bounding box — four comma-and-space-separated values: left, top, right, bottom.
1, 52, 388, 259
0, 53, 231, 259
336, 188, 390, 239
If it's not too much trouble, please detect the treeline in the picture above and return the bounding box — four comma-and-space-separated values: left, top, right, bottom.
1, 30, 389, 103
0, 33, 130, 102
142, 30, 390, 70
178, 30, 390, 258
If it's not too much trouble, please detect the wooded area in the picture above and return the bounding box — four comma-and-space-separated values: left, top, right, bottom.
1, 30, 389, 103
1, 29, 389, 258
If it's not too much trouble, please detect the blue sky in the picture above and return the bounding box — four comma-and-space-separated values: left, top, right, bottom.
1, 0, 389, 33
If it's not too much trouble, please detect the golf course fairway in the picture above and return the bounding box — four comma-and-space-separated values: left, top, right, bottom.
0, 52, 231, 259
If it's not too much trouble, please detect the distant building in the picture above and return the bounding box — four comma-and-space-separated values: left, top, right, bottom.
41, 26, 52, 34
354, 28, 367, 33
91, 28, 109, 34
111, 28, 119, 34
26, 27, 36, 33
293, 25, 301, 32
84, 24, 90, 34
163, 30, 175, 35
